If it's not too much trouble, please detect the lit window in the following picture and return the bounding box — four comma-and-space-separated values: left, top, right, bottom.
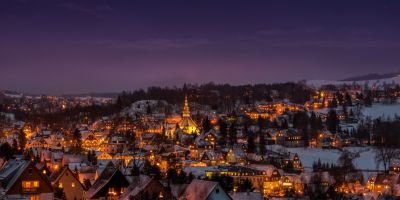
108, 187, 116, 195
30, 195, 40, 200
59, 183, 63, 188
71, 183, 75, 188
22, 181, 40, 192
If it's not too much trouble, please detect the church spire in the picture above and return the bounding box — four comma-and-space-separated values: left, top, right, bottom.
182, 95, 190, 117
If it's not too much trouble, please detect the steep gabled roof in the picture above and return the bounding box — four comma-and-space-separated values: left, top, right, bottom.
119, 175, 153, 200
85, 161, 129, 199
0, 160, 27, 191
181, 179, 232, 200
50, 167, 84, 189
0, 160, 54, 194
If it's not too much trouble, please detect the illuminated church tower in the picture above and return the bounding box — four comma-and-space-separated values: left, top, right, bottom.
179, 96, 199, 134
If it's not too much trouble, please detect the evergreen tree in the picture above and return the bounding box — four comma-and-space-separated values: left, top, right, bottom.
364, 90, 373, 106
345, 92, 352, 106
0, 142, 14, 160
87, 151, 92, 164
91, 150, 97, 165
18, 130, 27, 152
201, 117, 212, 133
12, 139, 19, 154
228, 123, 237, 146
72, 128, 82, 154
326, 109, 339, 134
293, 111, 309, 134
258, 132, 266, 155
131, 161, 140, 176
342, 104, 348, 122
310, 112, 319, 139
336, 92, 344, 106
125, 130, 136, 147
209, 174, 234, 192
237, 179, 254, 192
54, 187, 67, 200
280, 119, 288, 129
218, 119, 228, 146
247, 134, 256, 153
328, 97, 338, 108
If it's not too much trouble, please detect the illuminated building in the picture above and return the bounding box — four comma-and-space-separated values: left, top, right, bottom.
85, 162, 129, 199
178, 96, 199, 135
82, 133, 101, 151
0, 160, 54, 200
205, 166, 265, 192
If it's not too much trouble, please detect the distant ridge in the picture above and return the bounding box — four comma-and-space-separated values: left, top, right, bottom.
0, 90, 118, 99
341, 72, 400, 81
61, 93, 119, 98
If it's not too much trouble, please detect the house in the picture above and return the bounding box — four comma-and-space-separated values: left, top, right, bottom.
225, 146, 246, 165
103, 133, 128, 154
84, 161, 130, 199
283, 129, 306, 148
180, 179, 232, 200
195, 129, 218, 149
366, 173, 400, 195
35, 162, 51, 177
0, 160, 54, 200
205, 165, 265, 192
199, 151, 225, 166
120, 175, 174, 200
50, 167, 86, 200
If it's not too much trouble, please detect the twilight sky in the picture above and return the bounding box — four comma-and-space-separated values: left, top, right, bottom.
1, 0, 400, 94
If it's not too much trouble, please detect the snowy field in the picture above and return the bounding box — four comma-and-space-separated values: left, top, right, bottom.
270, 145, 381, 171
306, 75, 400, 89
362, 103, 400, 119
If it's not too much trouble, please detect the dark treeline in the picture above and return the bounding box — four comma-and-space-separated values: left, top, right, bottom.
372, 119, 400, 146
3, 82, 314, 128
117, 82, 314, 111
11, 104, 119, 130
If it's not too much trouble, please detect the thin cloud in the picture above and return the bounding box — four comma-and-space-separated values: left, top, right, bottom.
257, 27, 324, 36
90, 38, 210, 50
260, 38, 400, 49
59, 2, 113, 16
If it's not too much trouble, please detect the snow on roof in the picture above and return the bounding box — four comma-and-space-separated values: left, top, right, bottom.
230, 192, 263, 200
181, 179, 218, 200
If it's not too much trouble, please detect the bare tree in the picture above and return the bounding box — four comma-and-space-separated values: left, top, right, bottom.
375, 146, 400, 173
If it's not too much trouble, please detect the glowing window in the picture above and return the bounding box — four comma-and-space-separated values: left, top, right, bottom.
29, 195, 40, 200
22, 181, 39, 191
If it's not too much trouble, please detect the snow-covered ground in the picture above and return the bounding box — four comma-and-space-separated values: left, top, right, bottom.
306, 75, 400, 89
121, 100, 168, 117
270, 145, 381, 172
362, 103, 400, 119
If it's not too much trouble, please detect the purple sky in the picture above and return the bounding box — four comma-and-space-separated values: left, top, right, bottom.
1, 0, 400, 94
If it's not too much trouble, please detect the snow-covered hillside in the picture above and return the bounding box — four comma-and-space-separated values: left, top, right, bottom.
362, 103, 400, 119
270, 145, 381, 171
306, 74, 400, 89
121, 100, 168, 117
